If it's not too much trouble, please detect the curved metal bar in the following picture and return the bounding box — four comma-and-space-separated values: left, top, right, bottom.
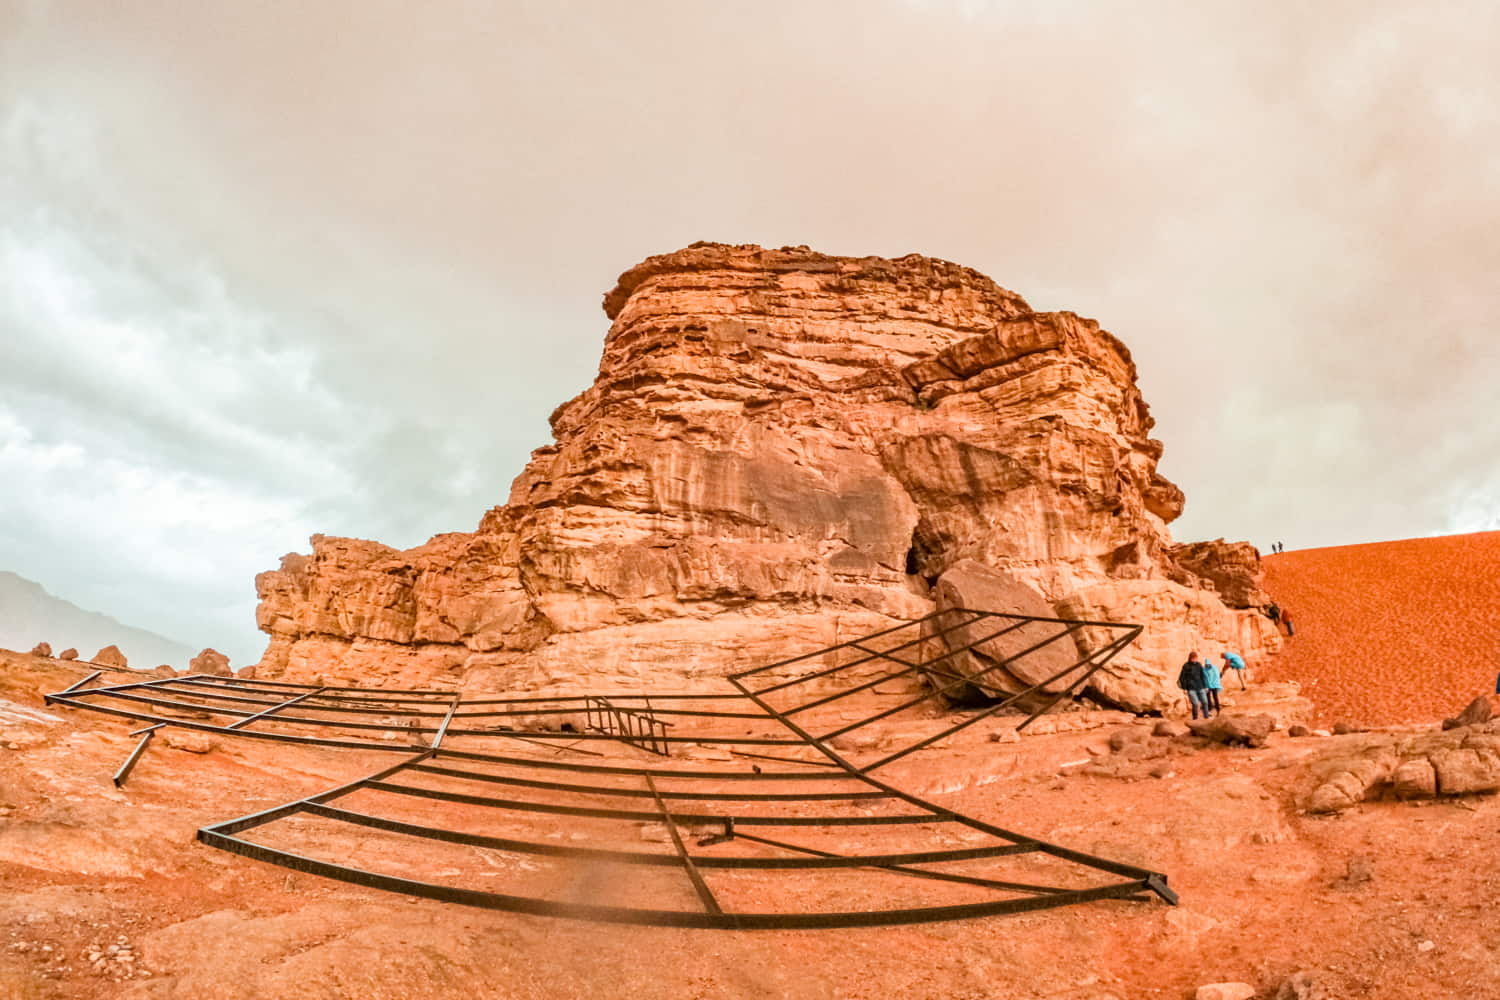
196, 828, 1150, 930
50, 607, 1174, 929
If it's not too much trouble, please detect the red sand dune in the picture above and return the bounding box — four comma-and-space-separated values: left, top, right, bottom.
1260, 530, 1500, 727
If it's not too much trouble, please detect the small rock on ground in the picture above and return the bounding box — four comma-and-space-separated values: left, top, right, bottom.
1195, 982, 1255, 1000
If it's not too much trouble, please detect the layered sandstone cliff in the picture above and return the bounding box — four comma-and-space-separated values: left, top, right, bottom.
254, 243, 1279, 709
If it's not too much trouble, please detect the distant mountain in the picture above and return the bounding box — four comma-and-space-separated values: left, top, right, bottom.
0, 571, 197, 668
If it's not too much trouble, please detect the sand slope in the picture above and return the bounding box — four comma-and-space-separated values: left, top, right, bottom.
1262, 530, 1500, 726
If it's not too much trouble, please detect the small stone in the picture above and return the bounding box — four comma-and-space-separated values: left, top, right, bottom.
1274, 971, 1326, 1000
1195, 982, 1256, 1000
1149, 764, 1174, 779
1153, 719, 1191, 738
1337, 856, 1374, 886
1312, 729, 1331, 737
1108, 727, 1150, 752
163, 730, 216, 753
1288, 724, 1310, 737
987, 728, 1020, 744
1332, 721, 1361, 735
1417, 939, 1435, 952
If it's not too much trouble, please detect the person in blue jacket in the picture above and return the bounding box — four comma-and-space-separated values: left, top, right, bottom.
1201, 656, 1223, 714
1222, 650, 1247, 690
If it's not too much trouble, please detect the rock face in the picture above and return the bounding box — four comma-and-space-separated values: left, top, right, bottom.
92, 645, 128, 669
252, 243, 1278, 707
189, 648, 232, 677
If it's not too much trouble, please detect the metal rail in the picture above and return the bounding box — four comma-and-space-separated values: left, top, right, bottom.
49, 607, 1172, 929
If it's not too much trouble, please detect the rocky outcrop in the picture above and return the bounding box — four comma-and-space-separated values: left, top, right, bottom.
252, 243, 1277, 707
92, 646, 127, 669
1305, 722, 1500, 812
189, 648, 232, 677
1169, 539, 1266, 609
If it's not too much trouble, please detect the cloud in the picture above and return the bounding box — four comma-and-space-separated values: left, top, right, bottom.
2, 0, 1499, 660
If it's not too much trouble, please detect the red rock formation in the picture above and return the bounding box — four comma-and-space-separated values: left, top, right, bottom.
29, 642, 51, 658
253, 243, 1277, 708
189, 648, 231, 677
92, 645, 128, 669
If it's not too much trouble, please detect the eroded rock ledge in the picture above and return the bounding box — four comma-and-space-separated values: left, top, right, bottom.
254, 243, 1279, 708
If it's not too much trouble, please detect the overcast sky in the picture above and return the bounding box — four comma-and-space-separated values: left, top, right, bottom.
3, 0, 1498, 665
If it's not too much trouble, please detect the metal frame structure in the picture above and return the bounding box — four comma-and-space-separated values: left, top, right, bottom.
45, 608, 1174, 929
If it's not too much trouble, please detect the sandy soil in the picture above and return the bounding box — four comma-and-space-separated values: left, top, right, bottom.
1261, 530, 1500, 728
4, 651, 1499, 1000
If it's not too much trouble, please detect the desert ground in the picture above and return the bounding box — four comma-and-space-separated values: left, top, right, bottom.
3, 534, 1499, 1000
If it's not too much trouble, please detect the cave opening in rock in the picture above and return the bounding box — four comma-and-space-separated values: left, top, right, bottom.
904, 527, 942, 588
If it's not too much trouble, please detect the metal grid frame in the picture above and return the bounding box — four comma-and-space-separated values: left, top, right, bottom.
45, 608, 1174, 929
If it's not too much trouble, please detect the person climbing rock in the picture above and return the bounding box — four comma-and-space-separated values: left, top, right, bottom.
1177, 652, 1210, 720
1202, 655, 1224, 714
1281, 609, 1295, 636
1222, 650, 1248, 690
1266, 602, 1281, 626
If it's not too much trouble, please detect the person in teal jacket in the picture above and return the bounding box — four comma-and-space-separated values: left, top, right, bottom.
1201, 656, 1223, 714
1222, 650, 1247, 690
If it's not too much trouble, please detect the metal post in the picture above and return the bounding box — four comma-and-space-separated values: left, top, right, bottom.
644, 775, 724, 917
430, 693, 462, 750
113, 725, 162, 787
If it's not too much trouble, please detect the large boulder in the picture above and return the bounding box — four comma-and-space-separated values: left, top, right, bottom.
58, 648, 79, 661
1391, 758, 1437, 799
1431, 746, 1500, 795
1306, 749, 1399, 813
926, 560, 1083, 703
30, 642, 52, 657
1187, 713, 1274, 748
189, 648, 232, 677
92, 645, 128, 669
